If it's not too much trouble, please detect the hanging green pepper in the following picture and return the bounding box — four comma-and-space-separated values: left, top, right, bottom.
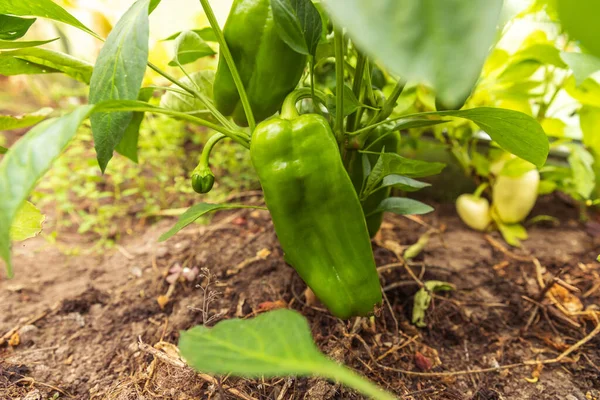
191, 133, 226, 194
250, 92, 382, 319
347, 124, 401, 237
214, 0, 307, 126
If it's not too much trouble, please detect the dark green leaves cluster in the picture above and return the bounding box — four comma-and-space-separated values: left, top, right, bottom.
271, 0, 322, 57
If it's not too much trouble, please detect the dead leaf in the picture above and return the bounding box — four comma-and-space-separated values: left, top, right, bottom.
414, 351, 433, 371
257, 300, 287, 313
549, 284, 583, 313
157, 295, 169, 309
8, 332, 20, 347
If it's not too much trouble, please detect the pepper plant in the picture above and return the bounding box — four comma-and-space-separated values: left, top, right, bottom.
10, 0, 600, 397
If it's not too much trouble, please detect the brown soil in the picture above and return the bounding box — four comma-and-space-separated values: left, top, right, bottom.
1, 194, 599, 400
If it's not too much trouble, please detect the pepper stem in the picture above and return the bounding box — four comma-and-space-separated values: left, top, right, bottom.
193, 133, 227, 176
281, 88, 328, 120
473, 182, 489, 198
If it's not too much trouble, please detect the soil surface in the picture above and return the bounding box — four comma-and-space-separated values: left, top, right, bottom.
1, 194, 599, 400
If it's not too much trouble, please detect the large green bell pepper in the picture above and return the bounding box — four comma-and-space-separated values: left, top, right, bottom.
214, 0, 307, 126
347, 125, 401, 237
250, 96, 382, 319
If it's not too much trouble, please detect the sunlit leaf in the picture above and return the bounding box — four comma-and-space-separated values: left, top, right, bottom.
0, 105, 93, 277
168, 30, 215, 66
0, 38, 57, 49
0, 107, 53, 131
0, 48, 93, 83
557, 0, 600, 58
561, 52, 600, 85
10, 201, 44, 242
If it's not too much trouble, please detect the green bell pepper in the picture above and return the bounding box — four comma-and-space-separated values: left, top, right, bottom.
250, 93, 382, 319
214, 0, 307, 126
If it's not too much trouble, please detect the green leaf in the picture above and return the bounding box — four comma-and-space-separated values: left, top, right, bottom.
159, 71, 214, 113
561, 52, 600, 86
179, 309, 396, 400
324, 0, 503, 108
568, 145, 595, 200
115, 87, 154, 163
10, 200, 44, 242
412, 281, 454, 327
0, 14, 36, 40
0, 107, 52, 131
326, 84, 360, 117
364, 152, 445, 193
0, 105, 93, 277
0, 52, 60, 75
162, 27, 216, 42
0, 0, 98, 39
380, 175, 430, 192
0, 37, 57, 49
0, 145, 6, 154
557, 0, 600, 59
512, 44, 566, 68
168, 30, 215, 66
0, 48, 93, 83
271, 0, 323, 57
565, 76, 600, 107
496, 221, 528, 247
367, 197, 434, 217
435, 107, 549, 168
89, 0, 151, 172
580, 106, 600, 155
159, 203, 266, 242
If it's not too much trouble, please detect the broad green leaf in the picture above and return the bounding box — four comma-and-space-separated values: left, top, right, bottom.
568, 145, 595, 200
580, 106, 600, 155
115, 87, 154, 163
0, 145, 6, 154
380, 175, 430, 192
561, 52, 600, 86
0, 0, 98, 39
0, 14, 36, 40
497, 60, 541, 82
179, 309, 396, 400
557, 0, 600, 58
159, 203, 266, 242
0, 37, 57, 49
324, 0, 503, 108
168, 30, 215, 67
367, 197, 434, 217
412, 281, 454, 327
0, 107, 52, 131
10, 200, 44, 242
89, 0, 151, 172
271, 0, 323, 56
365, 152, 445, 193
435, 108, 548, 168
162, 27, 216, 42
0, 105, 93, 277
0, 48, 93, 83
159, 71, 214, 113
